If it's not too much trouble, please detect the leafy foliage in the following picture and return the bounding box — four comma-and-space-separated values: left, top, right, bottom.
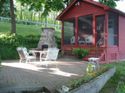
99, 0, 118, 8
0, 55, 1, 65
17, 0, 65, 16
0, 33, 60, 60
0, 33, 39, 59
55, 36, 61, 49
72, 48, 89, 59
0, 0, 10, 17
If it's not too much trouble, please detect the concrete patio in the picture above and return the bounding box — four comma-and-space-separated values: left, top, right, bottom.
0, 57, 87, 93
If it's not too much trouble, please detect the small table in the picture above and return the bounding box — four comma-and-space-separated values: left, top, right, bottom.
29, 50, 47, 62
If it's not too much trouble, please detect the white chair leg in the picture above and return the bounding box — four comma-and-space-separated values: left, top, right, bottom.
19, 59, 22, 63
20, 58, 24, 63
45, 61, 48, 67
26, 59, 29, 63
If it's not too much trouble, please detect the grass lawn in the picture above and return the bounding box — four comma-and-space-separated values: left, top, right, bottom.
0, 21, 61, 37
100, 61, 125, 93
0, 22, 41, 36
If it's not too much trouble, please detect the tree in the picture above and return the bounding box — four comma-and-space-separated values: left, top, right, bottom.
17, 0, 68, 17
0, 0, 10, 17
64, 0, 73, 6
10, 0, 16, 34
99, 0, 119, 8
0, 0, 16, 33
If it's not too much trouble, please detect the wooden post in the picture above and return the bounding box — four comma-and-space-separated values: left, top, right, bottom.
105, 12, 108, 62
61, 21, 64, 50
75, 17, 78, 47
93, 15, 96, 47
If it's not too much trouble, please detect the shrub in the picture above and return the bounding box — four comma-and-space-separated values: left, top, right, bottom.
0, 33, 39, 60
0, 33, 60, 60
55, 36, 61, 49
72, 48, 89, 59
0, 55, 1, 65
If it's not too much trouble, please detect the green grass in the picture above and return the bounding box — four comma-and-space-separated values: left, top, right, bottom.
100, 61, 125, 93
0, 21, 61, 37
0, 20, 61, 40
0, 22, 42, 36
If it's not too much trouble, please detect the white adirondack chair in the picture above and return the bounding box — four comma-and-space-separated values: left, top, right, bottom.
17, 47, 36, 63
40, 47, 59, 61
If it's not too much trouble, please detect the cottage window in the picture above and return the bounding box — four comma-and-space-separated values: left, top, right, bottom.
78, 15, 93, 45
63, 19, 75, 45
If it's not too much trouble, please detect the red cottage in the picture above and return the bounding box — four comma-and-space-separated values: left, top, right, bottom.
57, 0, 125, 63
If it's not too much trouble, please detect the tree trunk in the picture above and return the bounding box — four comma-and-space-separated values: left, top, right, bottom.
20, 7, 23, 20
45, 17, 47, 27
31, 12, 33, 21
10, 0, 16, 34
39, 12, 41, 21
33, 12, 36, 21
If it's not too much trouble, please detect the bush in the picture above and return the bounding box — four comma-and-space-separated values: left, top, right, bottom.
0, 33, 60, 60
0, 33, 40, 60
0, 56, 1, 65
55, 36, 61, 49
72, 48, 89, 59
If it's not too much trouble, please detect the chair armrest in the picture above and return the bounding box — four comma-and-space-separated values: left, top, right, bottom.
40, 50, 48, 55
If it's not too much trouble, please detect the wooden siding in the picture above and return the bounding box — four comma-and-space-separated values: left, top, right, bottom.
106, 46, 119, 62
119, 16, 125, 59
61, 1, 105, 20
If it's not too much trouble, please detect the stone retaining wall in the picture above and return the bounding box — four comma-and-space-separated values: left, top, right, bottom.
71, 67, 116, 93
58, 67, 116, 93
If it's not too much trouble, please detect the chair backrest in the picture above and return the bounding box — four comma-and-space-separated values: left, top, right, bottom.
46, 48, 59, 60
22, 47, 29, 57
17, 47, 29, 59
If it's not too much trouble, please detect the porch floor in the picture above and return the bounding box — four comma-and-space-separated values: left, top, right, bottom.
0, 57, 87, 93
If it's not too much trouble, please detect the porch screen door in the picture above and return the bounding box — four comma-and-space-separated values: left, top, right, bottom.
95, 15, 105, 47
108, 12, 118, 46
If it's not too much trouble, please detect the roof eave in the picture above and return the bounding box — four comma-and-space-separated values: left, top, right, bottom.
109, 8, 125, 17
56, 0, 125, 20
56, 0, 77, 20
56, 0, 110, 20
